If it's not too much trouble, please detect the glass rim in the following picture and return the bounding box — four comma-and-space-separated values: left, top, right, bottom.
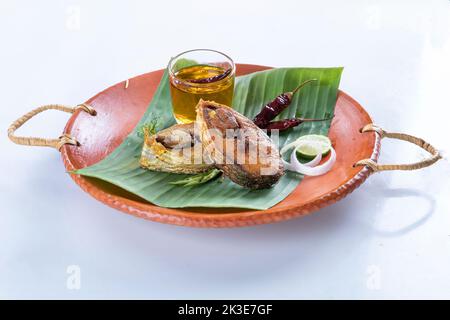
168, 49, 235, 86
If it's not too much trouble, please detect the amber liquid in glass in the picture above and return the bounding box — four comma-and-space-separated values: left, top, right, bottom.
170, 65, 234, 123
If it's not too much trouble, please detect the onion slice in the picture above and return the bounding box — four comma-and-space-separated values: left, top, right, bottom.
284, 145, 336, 176
303, 152, 322, 167
281, 141, 322, 168
280, 139, 301, 155
282, 152, 321, 171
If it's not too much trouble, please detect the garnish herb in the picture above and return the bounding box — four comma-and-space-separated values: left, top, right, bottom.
137, 117, 160, 138
170, 169, 222, 187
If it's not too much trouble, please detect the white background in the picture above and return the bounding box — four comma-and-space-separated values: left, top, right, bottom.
1, 0, 450, 299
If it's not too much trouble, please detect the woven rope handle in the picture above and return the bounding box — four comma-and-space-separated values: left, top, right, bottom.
7, 103, 96, 150
355, 124, 441, 172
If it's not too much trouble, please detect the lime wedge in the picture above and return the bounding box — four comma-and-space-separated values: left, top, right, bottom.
296, 134, 332, 159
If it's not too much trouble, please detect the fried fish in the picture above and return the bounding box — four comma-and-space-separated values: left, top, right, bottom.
140, 123, 214, 174
196, 100, 284, 189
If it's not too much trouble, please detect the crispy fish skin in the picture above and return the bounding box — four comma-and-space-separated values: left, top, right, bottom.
196, 100, 284, 189
140, 123, 214, 174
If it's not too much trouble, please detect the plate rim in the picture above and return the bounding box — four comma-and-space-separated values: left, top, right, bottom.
60, 64, 380, 228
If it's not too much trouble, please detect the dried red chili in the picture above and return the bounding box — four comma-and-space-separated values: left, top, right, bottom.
187, 68, 232, 84
265, 115, 333, 132
253, 79, 317, 128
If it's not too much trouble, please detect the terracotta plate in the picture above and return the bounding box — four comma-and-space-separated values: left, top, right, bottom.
61, 64, 380, 227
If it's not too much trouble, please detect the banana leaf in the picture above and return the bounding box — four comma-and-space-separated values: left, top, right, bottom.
74, 67, 343, 209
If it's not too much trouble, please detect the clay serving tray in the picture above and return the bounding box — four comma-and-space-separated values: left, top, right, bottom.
8, 64, 441, 227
